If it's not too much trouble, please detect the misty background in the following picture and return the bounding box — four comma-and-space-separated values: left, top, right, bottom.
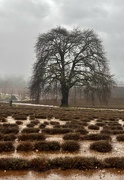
0, 0, 124, 101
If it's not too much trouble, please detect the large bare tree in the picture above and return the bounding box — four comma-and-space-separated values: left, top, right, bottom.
29, 27, 115, 107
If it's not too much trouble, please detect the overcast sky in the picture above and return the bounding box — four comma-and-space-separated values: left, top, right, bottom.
0, 0, 124, 82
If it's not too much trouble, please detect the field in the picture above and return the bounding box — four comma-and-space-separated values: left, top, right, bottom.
0, 103, 124, 179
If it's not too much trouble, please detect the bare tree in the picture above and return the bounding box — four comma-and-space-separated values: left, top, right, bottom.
29, 27, 115, 107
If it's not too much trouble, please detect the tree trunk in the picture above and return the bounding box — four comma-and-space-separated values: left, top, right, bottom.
61, 86, 69, 107
35, 89, 41, 104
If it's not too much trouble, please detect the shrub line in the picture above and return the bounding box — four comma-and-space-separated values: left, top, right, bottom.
0, 157, 124, 171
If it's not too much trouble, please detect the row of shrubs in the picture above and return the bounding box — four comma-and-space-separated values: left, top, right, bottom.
42, 128, 72, 134
63, 133, 111, 141
0, 133, 17, 141
0, 133, 46, 141
39, 123, 124, 133
26, 120, 61, 127
100, 129, 124, 135
0, 125, 19, 134
1, 123, 124, 135
0, 156, 124, 171
0, 131, 124, 144
17, 140, 80, 152
2, 102, 124, 121
0, 140, 113, 153
0, 132, 111, 142
0, 140, 80, 152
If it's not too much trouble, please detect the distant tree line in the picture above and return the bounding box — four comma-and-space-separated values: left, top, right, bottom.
0, 75, 28, 100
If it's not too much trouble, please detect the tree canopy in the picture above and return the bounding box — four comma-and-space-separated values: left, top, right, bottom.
29, 27, 115, 107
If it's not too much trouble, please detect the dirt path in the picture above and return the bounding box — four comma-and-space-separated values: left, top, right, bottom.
0, 169, 124, 180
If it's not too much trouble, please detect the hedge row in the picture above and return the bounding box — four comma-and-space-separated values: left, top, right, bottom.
0, 157, 124, 171
0, 141, 80, 152
17, 140, 80, 152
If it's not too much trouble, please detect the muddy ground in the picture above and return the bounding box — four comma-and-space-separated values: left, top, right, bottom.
0, 103, 124, 179
0, 169, 124, 180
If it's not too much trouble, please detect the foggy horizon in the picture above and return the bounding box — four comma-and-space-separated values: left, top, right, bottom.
0, 0, 124, 82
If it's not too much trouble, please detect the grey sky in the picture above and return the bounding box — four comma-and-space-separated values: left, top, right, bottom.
0, 0, 124, 82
